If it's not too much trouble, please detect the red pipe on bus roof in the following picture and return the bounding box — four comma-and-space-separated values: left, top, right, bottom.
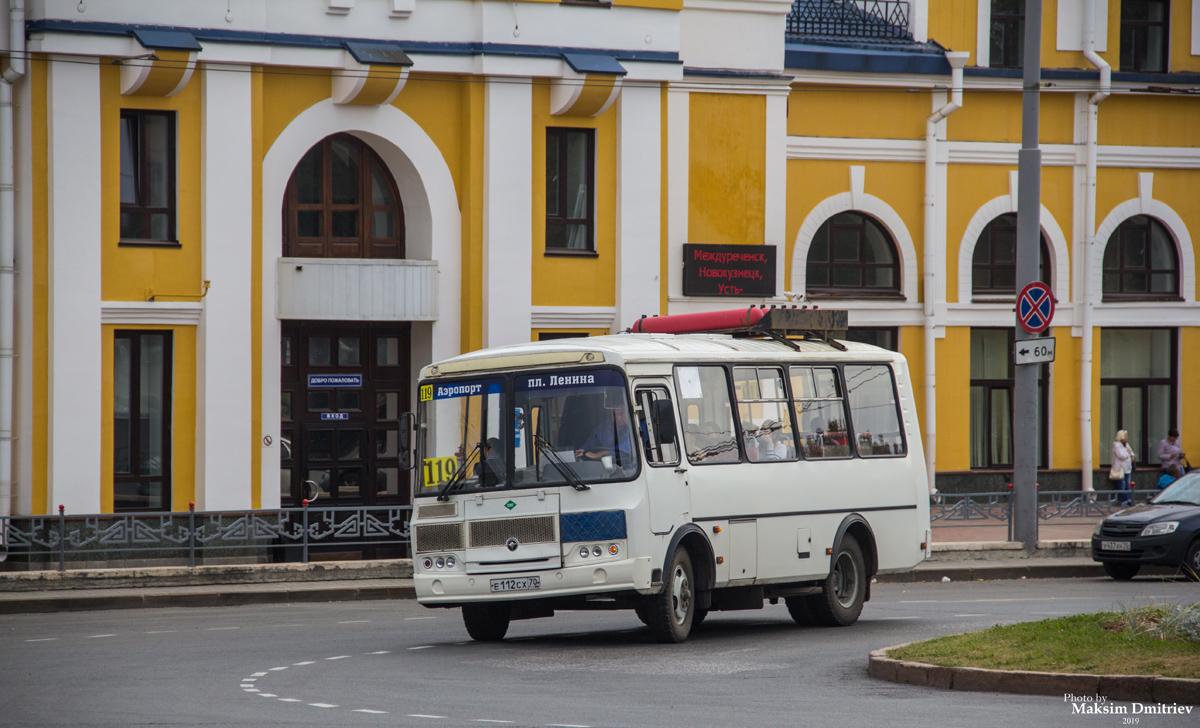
628, 306, 766, 335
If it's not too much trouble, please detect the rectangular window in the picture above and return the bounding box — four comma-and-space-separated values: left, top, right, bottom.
845, 327, 899, 352
114, 331, 173, 511
675, 366, 740, 464
790, 366, 850, 459
990, 0, 1025, 69
545, 127, 595, 254
969, 329, 1047, 469
120, 110, 177, 244
1120, 0, 1169, 73
1100, 328, 1175, 465
844, 365, 906, 457
732, 367, 796, 462
636, 386, 680, 467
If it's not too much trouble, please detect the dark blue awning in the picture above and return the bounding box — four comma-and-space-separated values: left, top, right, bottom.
343, 40, 413, 67
785, 42, 949, 75
562, 53, 627, 76
131, 29, 202, 52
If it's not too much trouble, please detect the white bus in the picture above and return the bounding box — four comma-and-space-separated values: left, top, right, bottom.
408, 308, 930, 643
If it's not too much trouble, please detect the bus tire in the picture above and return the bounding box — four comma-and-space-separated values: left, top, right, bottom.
634, 602, 652, 626
646, 547, 695, 643
462, 602, 512, 642
811, 536, 866, 627
784, 595, 816, 626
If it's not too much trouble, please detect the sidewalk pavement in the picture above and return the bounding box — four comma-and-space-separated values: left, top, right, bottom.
0, 520, 1179, 615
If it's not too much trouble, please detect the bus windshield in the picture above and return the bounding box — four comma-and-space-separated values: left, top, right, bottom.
417, 378, 506, 496
514, 369, 639, 486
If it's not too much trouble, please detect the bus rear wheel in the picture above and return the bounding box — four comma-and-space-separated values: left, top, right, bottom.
462, 602, 512, 641
810, 536, 866, 627
646, 547, 695, 643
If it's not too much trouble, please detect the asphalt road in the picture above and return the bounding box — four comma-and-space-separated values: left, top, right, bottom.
2, 577, 1198, 728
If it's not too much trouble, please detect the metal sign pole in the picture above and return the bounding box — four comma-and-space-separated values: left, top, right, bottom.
1012, 0, 1044, 552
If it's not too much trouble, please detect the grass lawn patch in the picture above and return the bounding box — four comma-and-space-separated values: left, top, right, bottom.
888, 608, 1200, 679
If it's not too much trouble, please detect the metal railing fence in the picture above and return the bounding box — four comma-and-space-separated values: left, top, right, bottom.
0, 503, 411, 571
931, 489, 1147, 527
786, 0, 911, 41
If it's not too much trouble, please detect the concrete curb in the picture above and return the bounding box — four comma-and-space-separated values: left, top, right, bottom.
0, 579, 417, 614
869, 644, 1200, 705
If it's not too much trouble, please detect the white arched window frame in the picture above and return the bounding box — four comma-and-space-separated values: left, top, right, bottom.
790, 192, 918, 300
956, 196, 1071, 304
1094, 198, 1195, 304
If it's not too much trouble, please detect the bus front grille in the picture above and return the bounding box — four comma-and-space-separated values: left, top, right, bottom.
469, 516, 557, 548
414, 522, 465, 553
416, 502, 458, 519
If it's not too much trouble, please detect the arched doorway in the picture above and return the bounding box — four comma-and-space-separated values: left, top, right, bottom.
278, 134, 411, 511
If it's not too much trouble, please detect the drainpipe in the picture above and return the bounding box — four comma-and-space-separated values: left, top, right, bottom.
922, 51, 970, 495
0, 0, 24, 532
1079, 0, 1109, 493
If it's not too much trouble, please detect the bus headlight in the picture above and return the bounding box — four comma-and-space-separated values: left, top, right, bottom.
579, 546, 590, 558
592, 545, 603, 557
435, 557, 445, 568
445, 556, 456, 568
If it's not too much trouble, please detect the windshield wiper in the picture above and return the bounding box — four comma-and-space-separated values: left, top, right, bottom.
437, 443, 481, 501
534, 433, 589, 492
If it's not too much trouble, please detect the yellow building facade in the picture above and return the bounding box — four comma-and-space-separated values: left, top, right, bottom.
1, 0, 1197, 518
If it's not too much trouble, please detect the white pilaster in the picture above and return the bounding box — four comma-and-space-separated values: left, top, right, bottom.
482, 78, 532, 346
666, 88, 689, 311
198, 65, 254, 510
14, 58, 33, 515
614, 84, 662, 332
47, 57, 102, 514
764, 92, 787, 295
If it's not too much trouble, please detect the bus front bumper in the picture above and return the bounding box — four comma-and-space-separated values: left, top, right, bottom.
415, 556, 653, 605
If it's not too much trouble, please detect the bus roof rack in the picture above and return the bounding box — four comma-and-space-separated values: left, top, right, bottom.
627, 305, 848, 351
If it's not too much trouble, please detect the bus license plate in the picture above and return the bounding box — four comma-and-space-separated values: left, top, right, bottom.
1101, 541, 1131, 551
490, 576, 540, 593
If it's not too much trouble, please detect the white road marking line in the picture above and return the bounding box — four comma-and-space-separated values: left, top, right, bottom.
955, 614, 989, 617
353, 709, 388, 714
308, 703, 339, 708
338, 620, 371, 624
25, 638, 57, 642
408, 645, 434, 650
243, 688, 259, 693
274, 624, 306, 628
405, 616, 438, 620
251, 672, 268, 677
473, 720, 514, 724
278, 698, 302, 703
145, 630, 178, 634
242, 678, 256, 682
257, 694, 278, 698
293, 661, 315, 666
548, 724, 592, 728
85, 634, 116, 639
325, 655, 351, 660
408, 715, 447, 720
240, 684, 256, 688
208, 626, 239, 631
269, 666, 289, 671
367, 651, 391, 655
898, 597, 1101, 604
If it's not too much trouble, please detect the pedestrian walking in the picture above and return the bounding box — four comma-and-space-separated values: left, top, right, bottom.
1110, 430, 1135, 506
1156, 429, 1186, 473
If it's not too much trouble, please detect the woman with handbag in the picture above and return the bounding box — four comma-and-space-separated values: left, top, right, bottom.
1110, 430, 1135, 506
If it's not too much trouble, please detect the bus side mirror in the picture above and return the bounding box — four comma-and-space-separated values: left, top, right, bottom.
652, 400, 677, 445
399, 412, 416, 470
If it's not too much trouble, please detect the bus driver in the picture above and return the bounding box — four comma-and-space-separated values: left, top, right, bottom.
575, 404, 634, 467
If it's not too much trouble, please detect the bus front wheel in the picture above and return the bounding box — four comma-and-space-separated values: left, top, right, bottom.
646, 547, 695, 643
462, 602, 512, 641
810, 536, 866, 627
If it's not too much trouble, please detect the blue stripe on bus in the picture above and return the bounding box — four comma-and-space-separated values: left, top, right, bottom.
560, 510, 627, 542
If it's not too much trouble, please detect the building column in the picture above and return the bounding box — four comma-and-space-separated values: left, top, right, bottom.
482, 78, 532, 347
614, 84, 662, 332
665, 88, 689, 312
46, 57, 102, 514
764, 91, 788, 294
197, 65, 255, 510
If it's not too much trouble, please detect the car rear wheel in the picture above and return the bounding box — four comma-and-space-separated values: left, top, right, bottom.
1102, 561, 1140, 580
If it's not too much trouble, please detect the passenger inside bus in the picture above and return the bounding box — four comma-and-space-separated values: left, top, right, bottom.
575, 404, 635, 467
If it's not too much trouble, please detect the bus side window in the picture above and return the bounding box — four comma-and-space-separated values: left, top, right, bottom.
674, 366, 740, 465
732, 366, 796, 462
789, 366, 851, 459
844, 364, 907, 457
635, 387, 680, 467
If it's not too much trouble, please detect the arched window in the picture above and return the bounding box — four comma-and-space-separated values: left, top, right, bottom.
1102, 216, 1178, 300
283, 134, 405, 258
806, 212, 900, 296
972, 213, 1051, 297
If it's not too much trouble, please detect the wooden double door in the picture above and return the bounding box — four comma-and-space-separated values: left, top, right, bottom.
280, 322, 411, 507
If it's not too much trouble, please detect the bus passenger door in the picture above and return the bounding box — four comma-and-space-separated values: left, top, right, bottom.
634, 382, 689, 534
